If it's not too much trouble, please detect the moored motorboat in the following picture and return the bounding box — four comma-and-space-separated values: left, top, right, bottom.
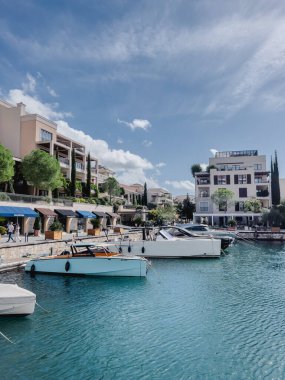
25, 243, 149, 277
0, 284, 36, 316
166, 226, 235, 251
108, 227, 221, 258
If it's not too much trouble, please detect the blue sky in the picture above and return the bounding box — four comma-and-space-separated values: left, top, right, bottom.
1, 0, 285, 195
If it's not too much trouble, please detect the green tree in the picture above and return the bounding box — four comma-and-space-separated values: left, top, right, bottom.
142, 182, 148, 206
191, 164, 202, 178
244, 199, 262, 213
70, 148, 76, 197
211, 188, 234, 212
271, 151, 280, 206
103, 177, 121, 202
86, 152, 91, 197
0, 144, 14, 188
22, 150, 63, 196
182, 194, 195, 221
52, 146, 60, 198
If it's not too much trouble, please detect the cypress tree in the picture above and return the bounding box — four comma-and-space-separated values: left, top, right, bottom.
143, 182, 148, 206
70, 148, 76, 197
53, 146, 59, 198
271, 152, 281, 206
274, 151, 280, 205
86, 152, 91, 198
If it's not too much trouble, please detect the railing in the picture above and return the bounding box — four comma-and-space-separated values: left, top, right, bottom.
0, 193, 73, 207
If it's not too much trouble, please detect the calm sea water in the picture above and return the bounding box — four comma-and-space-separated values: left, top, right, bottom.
1, 242, 285, 380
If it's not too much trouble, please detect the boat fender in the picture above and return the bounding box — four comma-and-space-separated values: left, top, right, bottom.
65, 261, 71, 272
31, 264, 35, 273
142, 246, 145, 254
128, 245, 131, 253
119, 247, 122, 253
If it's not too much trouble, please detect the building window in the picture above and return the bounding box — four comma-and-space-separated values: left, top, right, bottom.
40, 129, 53, 142
200, 201, 208, 212
214, 175, 230, 185
239, 188, 247, 198
235, 202, 244, 211
254, 164, 262, 170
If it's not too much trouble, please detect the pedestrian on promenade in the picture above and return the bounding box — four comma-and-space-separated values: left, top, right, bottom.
6, 222, 15, 242
14, 223, 22, 242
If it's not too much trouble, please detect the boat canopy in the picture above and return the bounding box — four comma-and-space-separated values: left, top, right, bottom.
0, 206, 38, 217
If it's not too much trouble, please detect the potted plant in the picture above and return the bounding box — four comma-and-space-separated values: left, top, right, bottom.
227, 219, 237, 230
88, 218, 101, 236
45, 220, 63, 240
33, 217, 41, 237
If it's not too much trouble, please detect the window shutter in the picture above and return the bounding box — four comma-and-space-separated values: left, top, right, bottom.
214, 175, 218, 185
226, 175, 230, 184
247, 174, 251, 184
234, 175, 238, 184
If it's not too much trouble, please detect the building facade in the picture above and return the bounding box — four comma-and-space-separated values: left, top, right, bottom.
194, 150, 271, 226
0, 100, 99, 192
147, 188, 173, 207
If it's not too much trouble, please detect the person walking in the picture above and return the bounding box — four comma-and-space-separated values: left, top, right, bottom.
6, 222, 15, 242
14, 223, 22, 242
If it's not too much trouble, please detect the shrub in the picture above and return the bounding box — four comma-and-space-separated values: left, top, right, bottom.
33, 217, 41, 230
0, 226, 6, 235
90, 218, 100, 228
49, 220, 63, 231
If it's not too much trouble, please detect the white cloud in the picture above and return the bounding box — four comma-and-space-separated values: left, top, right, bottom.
117, 118, 151, 131
4, 75, 159, 186
210, 149, 218, 156
156, 162, 166, 168
142, 139, 152, 147
6, 75, 71, 119
117, 138, 123, 144
200, 163, 208, 171
165, 180, 195, 193
56, 120, 154, 171
47, 86, 58, 97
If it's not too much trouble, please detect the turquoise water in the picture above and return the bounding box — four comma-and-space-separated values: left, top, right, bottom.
1, 242, 285, 379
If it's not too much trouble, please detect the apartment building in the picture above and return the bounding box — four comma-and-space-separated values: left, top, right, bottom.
194, 150, 271, 226
120, 183, 144, 205
0, 100, 98, 192
147, 188, 173, 207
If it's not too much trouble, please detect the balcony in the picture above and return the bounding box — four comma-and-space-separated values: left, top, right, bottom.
256, 190, 269, 197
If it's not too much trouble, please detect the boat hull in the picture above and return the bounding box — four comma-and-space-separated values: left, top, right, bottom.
0, 284, 36, 316
25, 256, 148, 277
112, 239, 221, 258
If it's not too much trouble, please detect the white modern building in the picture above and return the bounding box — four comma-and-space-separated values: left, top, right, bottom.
194, 150, 271, 226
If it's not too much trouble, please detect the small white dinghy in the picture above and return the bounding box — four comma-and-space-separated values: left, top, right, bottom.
0, 284, 36, 316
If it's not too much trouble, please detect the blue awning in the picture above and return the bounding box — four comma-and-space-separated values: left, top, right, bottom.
0, 206, 38, 218
76, 210, 95, 218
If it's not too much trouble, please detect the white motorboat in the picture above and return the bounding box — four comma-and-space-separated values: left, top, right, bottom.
167, 226, 235, 250
25, 243, 149, 277
0, 284, 36, 316
109, 227, 221, 258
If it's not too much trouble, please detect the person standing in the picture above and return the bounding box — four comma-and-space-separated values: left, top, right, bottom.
14, 223, 21, 242
6, 222, 15, 242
